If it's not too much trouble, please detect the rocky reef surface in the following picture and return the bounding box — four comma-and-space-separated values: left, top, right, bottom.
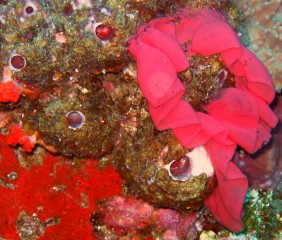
0, 1, 281, 239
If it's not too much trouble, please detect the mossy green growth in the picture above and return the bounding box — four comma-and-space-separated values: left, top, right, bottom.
22, 74, 122, 158
0, 0, 247, 88
0, 0, 189, 87
242, 188, 282, 239
179, 54, 235, 111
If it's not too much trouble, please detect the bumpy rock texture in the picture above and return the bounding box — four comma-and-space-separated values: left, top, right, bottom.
0, 0, 189, 87
0, 0, 245, 87
1, 1, 279, 239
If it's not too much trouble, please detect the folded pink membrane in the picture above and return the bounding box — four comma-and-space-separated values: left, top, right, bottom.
129, 8, 278, 232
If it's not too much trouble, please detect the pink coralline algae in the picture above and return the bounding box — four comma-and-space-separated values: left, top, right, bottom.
93, 195, 198, 239
100, 196, 154, 235
129, 8, 278, 232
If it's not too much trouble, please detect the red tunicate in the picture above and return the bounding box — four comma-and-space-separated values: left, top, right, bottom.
10, 55, 26, 70
169, 156, 190, 179
25, 6, 34, 14
66, 111, 85, 129
25, 31, 35, 40
95, 24, 114, 41
64, 3, 73, 16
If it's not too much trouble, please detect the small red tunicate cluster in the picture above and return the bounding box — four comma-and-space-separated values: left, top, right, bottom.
6, 125, 36, 152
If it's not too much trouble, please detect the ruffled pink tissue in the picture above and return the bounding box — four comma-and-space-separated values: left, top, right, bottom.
129, 40, 186, 108
129, 8, 277, 232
